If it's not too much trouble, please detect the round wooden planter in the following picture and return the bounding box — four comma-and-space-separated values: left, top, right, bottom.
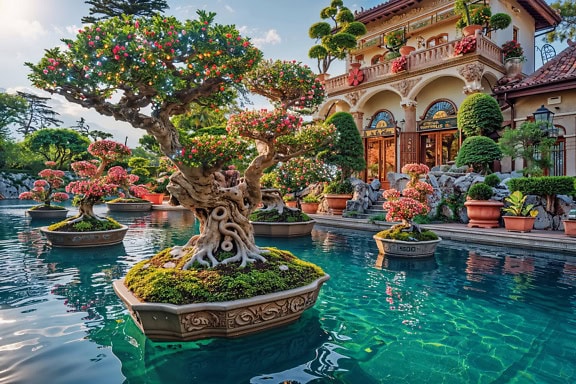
373, 235, 442, 258
251, 220, 315, 237
113, 274, 330, 341
39, 225, 129, 247
106, 201, 152, 212
142, 193, 164, 205
300, 202, 319, 214
464, 200, 504, 228
503, 216, 536, 233
325, 194, 352, 215
26, 207, 69, 220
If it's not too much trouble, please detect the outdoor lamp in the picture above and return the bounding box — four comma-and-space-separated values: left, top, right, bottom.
533, 104, 557, 138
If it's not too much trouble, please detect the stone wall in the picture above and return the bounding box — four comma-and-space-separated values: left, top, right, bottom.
0, 172, 36, 199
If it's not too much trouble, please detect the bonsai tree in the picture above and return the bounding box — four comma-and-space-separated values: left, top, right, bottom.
19, 161, 69, 210
322, 111, 366, 184
455, 135, 502, 174
498, 121, 556, 177
28, 12, 335, 272
377, 163, 437, 241
106, 165, 150, 202
455, 0, 511, 33
466, 182, 494, 200
308, 0, 367, 74
457, 93, 503, 137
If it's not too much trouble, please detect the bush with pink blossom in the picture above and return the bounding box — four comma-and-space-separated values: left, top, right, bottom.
19, 161, 69, 210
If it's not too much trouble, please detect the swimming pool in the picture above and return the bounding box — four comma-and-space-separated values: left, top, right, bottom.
0, 200, 574, 383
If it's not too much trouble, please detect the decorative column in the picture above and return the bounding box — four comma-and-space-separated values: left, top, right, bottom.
399, 99, 418, 170
458, 63, 485, 94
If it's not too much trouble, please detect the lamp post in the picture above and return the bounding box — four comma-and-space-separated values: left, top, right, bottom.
533, 104, 557, 138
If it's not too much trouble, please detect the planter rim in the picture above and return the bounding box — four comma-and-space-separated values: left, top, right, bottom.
464, 200, 504, 206
373, 235, 442, 245
250, 219, 315, 225
29, 205, 68, 210
40, 224, 129, 235
114, 273, 330, 314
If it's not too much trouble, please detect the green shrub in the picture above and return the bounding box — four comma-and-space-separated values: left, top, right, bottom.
322, 112, 366, 181
324, 179, 354, 194
507, 176, 574, 196
455, 136, 502, 174
457, 93, 503, 137
467, 182, 494, 200
302, 194, 320, 203
484, 173, 500, 187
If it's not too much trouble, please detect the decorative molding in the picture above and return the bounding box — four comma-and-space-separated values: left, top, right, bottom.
345, 89, 367, 106
391, 77, 422, 97
401, 98, 418, 108
458, 63, 485, 94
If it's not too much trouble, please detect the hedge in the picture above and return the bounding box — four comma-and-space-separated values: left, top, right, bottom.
507, 176, 575, 196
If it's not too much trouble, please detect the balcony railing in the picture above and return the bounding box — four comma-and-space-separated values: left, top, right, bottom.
324, 35, 504, 95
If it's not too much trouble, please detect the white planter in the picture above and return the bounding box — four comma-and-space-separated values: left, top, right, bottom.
373, 235, 441, 258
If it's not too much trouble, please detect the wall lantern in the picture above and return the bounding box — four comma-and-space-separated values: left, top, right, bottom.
533, 104, 558, 138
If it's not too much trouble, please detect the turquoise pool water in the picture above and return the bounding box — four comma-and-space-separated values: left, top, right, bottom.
0, 200, 575, 383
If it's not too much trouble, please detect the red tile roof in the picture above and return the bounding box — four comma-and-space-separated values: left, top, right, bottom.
494, 41, 576, 94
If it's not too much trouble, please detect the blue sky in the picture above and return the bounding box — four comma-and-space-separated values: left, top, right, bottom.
0, 0, 564, 146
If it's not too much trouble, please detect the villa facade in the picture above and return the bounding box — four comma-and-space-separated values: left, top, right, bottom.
315, 0, 565, 188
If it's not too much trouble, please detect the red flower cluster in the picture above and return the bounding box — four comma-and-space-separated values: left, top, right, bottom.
454, 36, 477, 55
390, 56, 407, 74
501, 40, 524, 60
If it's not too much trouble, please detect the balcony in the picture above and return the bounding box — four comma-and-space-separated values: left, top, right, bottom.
324, 35, 505, 96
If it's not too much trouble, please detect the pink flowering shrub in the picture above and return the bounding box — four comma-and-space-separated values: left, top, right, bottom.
382, 163, 433, 226
19, 162, 69, 207
390, 56, 407, 73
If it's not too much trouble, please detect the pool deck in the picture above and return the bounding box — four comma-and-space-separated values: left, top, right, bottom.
309, 213, 576, 255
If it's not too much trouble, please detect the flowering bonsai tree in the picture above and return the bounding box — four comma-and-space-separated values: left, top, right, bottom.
58, 140, 132, 229
106, 166, 150, 201
377, 163, 438, 241
19, 161, 69, 210
28, 12, 335, 270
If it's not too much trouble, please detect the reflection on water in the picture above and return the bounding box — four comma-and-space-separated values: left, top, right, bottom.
0, 202, 576, 383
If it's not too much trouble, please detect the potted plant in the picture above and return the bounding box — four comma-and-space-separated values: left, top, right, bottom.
105, 166, 152, 212
455, 0, 511, 36
324, 179, 354, 215
464, 181, 503, 228
373, 163, 440, 258
563, 209, 576, 237
39, 140, 133, 247
283, 194, 298, 208
19, 161, 70, 219
390, 55, 407, 74
453, 35, 477, 56
502, 191, 538, 232
501, 40, 526, 77
383, 29, 405, 52
300, 193, 320, 214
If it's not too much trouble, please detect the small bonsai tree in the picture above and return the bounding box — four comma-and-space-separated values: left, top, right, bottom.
498, 121, 556, 177
322, 111, 366, 183
308, 0, 367, 74
466, 182, 494, 200
19, 161, 69, 210
457, 93, 503, 137
455, 136, 502, 174
455, 0, 511, 33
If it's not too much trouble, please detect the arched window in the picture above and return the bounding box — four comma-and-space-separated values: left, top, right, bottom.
423, 100, 457, 120
426, 33, 448, 48
371, 55, 383, 65
368, 110, 395, 129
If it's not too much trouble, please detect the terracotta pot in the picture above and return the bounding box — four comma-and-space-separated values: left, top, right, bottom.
462, 24, 483, 37
373, 235, 442, 258
40, 225, 129, 247
563, 220, 576, 237
399, 45, 416, 56
113, 274, 330, 341
325, 194, 352, 215
503, 216, 536, 233
142, 193, 164, 205
300, 202, 319, 214
251, 220, 315, 237
464, 200, 504, 228
285, 200, 298, 208
106, 201, 152, 212
26, 207, 69, 220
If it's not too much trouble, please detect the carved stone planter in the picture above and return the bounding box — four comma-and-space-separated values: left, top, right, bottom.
113, 274, 330, 341
106, 202, 152, 212
39, 225, 129, 247
373, 235, 441, 258
26, 207, 69, 220
251, 220, 315, 237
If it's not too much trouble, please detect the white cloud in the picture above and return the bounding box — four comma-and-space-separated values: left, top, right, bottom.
247, 29, 282, 48
224, 5, 235, 13
0, 18, 46, 40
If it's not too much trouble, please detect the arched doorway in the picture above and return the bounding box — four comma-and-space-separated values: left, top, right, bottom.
418, 100, 459, 169
364, 110, 397, 189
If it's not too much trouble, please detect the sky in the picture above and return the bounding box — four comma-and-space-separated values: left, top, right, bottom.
0, 0, 383, 147
0, 0, 564, 147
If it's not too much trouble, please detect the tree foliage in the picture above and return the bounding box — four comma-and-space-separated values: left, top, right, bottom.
82, 0, 169, 23
0, 92, 27, 139
23, 128, 91, 169
14, 92, 63, 137
71, 117, 113, 141
457, 93, 503, 137
322, 111, 366, 182
455, 135, 502, 174
546, 1, 576, 43
308, 0, 367, 74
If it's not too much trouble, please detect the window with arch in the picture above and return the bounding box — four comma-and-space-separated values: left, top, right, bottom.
423, 100, 457, 120
368, 110, 396, 129
549, 125, 566, 176
426, 33, 448, 48
371, 55, 384, 65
